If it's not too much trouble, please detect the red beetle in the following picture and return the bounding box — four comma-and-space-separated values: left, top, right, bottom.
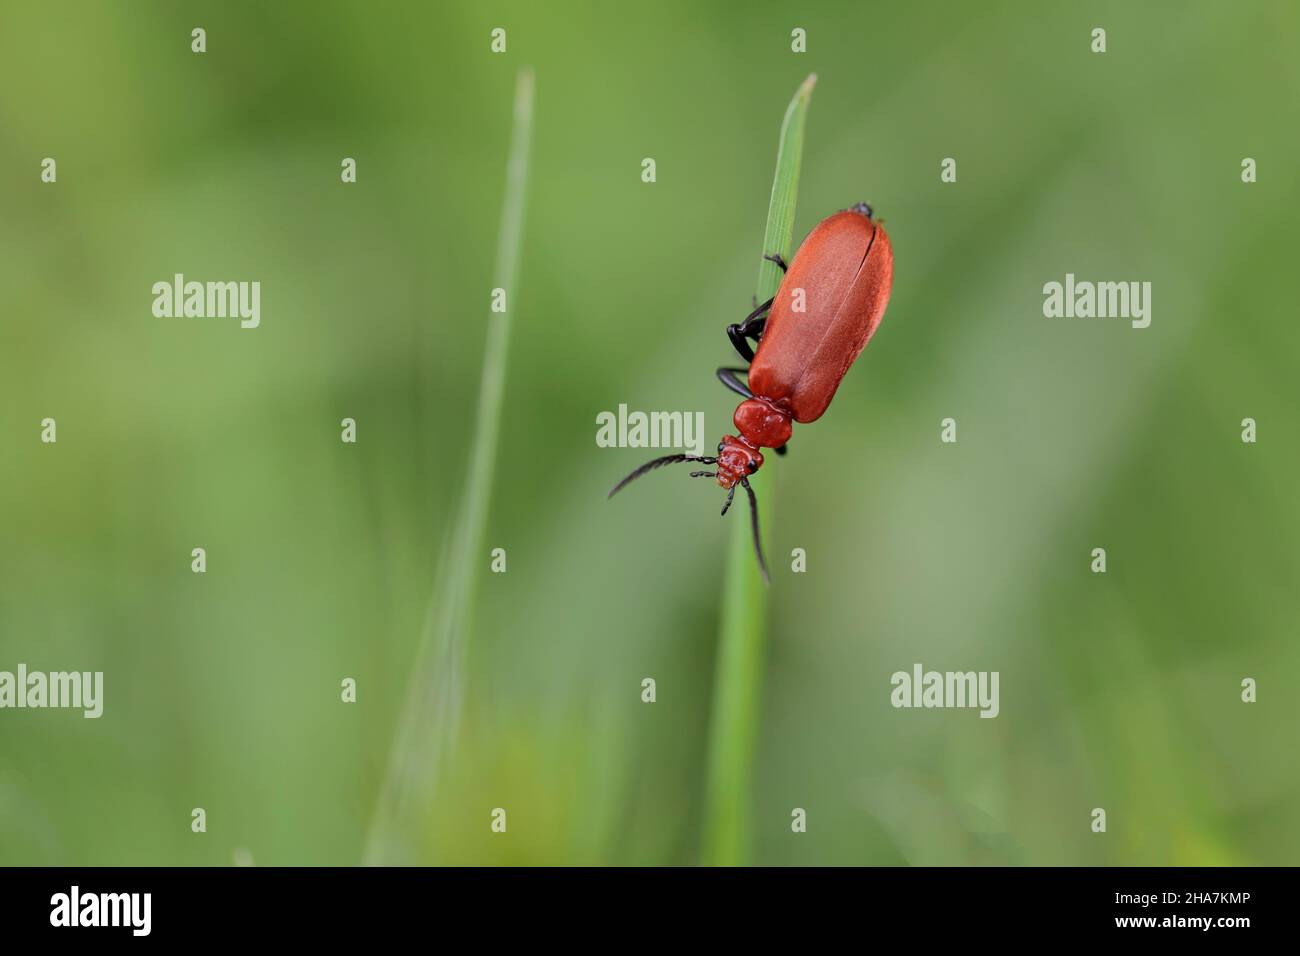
609, 202, 894, 582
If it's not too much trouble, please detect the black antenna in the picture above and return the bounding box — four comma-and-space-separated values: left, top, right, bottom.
740, 477, 769, 585
607, 454, 769, 585
607, 454, 717, 499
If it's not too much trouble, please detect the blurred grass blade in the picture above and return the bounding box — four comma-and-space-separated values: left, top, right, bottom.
702, 73, 815, 866
364, 67, 535, 865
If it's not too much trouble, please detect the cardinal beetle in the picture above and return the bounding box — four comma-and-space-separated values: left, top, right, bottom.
609, 202, 894, 583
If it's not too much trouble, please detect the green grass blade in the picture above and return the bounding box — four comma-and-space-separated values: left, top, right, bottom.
364, 67, 535, 865
701, 73, 815, 867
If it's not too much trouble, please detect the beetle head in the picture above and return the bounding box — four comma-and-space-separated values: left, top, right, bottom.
714, 435, 763, 489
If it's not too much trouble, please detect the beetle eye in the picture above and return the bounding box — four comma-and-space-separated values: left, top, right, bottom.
717, 443, 725, 453
747, 460, 758, 472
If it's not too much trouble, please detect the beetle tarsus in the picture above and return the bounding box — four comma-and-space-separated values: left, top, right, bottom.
721, 484, 737, 516
763, 252, 788, 273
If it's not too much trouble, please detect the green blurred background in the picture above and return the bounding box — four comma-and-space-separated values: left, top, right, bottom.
2, 1, 1298, 866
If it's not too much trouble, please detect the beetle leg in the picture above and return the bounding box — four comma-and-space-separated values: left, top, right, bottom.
742, 296, 774, 323
728, 316, 767, 362
716, 367, 753, 400
774, 444, 788, 457
726, 324, 756, 363
736, 297, 771, 335
727, 296, 772, 362
763, 253, 788, 273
